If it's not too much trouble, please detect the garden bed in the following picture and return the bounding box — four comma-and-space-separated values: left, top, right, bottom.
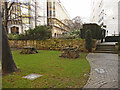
9, 39, 97, 53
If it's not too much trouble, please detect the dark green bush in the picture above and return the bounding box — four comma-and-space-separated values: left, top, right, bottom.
27, 25, 52, 40
59, 36, 76, 39
8, 25, 52, 40
8, 34, 22, 40
8, 34, 27, 40
81, 23, 102, 40
85, 30, 92, 52
69, 30, 81, 38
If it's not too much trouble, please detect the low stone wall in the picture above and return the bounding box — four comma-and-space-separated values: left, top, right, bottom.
9, 39, 97, 52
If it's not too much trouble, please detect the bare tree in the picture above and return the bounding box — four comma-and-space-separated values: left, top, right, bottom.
72, 16, 83, 31
64, 16, 83, 31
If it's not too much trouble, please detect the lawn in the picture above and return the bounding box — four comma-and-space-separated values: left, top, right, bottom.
2, 50, 90, 88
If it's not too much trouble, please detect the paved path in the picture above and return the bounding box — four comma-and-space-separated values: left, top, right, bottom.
84, 53, 118, 88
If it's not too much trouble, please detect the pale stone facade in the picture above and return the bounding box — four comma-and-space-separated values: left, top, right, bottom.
91, 0, 119, 36
41, 0, 70, 37
5, 0, 70, 38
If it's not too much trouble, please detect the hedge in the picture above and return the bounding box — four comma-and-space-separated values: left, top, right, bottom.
81, 23, 104, 40
9, 39, 97, 52
85, 30, 92, 52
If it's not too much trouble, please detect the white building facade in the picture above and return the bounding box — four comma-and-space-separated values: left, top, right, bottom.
5, 0, 70, 37
91, 0, 120, 36
39, 0, 70, 37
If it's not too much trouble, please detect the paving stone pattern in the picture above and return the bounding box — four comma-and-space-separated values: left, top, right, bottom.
84, 53, 118, 88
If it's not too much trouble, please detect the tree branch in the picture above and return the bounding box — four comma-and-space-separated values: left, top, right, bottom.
8, 2, 15, 11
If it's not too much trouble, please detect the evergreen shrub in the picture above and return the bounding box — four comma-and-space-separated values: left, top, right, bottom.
85, 30, 92, 52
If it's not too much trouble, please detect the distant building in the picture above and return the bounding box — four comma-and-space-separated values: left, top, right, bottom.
91, 0, 119, 36
39, 0, 70, 37
2, 0, 70, 38
2, 0, 40, 34
2, 1, 23, 34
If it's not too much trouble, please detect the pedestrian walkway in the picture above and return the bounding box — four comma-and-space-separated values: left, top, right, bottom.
84, 53, 118, 88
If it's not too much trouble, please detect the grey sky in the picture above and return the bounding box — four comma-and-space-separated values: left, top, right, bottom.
60, 0, 92, 22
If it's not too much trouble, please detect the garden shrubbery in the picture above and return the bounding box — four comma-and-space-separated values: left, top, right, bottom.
7, 34, 26, 40
59, 30, 81, 40
26, 25, 52, 40
9, 39, 97, 52
85, 30, 92, 52
8, 25, 52, 40
81, 23, 102, 40
69, 30, 81, 38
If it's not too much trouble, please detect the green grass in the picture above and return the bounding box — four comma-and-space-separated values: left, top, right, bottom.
2, 50, 90, 88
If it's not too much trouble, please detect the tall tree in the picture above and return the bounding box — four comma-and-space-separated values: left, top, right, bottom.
72, 16, 82, 30
2, 2, 18, 75
2, 24, 18, 74
64, 16, 83, 31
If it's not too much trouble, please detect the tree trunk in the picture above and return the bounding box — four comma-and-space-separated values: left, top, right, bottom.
2, 25, 18, 75
4, 2, 8, 33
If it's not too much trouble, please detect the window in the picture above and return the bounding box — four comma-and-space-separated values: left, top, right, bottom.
53, 11, 55, 17
50, 10, 52, 16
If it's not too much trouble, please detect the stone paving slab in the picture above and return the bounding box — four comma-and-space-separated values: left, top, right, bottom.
84, 53, 118, 88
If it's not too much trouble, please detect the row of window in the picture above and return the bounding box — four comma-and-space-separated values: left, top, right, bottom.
47, 2, 56, 17
99, 9, 104, 17
99, 0, 103, 7
98, 16, 104, 23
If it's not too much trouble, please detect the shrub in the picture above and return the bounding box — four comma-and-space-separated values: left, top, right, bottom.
59, 36, 75, 39
8, 34, 27, 40
8, 34, 20, 40
81, 23, 102, 40
85, 30, 92, 52
69, 30, 81, 38
8, 25, 52, 40
27, 25, 52, 40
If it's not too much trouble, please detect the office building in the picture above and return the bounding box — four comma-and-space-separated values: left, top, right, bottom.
91, 0, 119, 36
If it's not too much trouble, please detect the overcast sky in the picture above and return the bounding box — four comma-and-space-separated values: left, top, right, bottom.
60, 0, 92, 23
